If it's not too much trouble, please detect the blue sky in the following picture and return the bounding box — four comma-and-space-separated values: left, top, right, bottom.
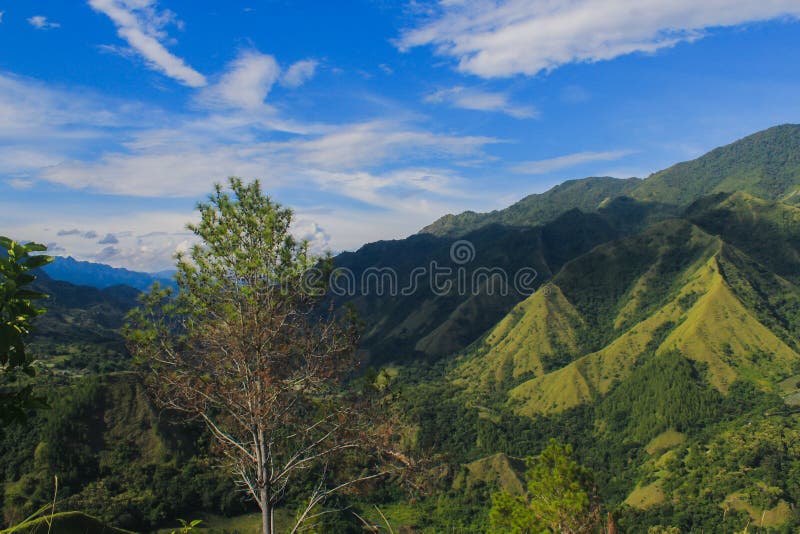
1, 0, 800, 271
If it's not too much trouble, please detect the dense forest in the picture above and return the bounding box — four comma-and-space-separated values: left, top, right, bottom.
3, 124, 800, 532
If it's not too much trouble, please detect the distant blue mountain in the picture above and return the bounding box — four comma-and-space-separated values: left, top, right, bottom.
42, 256, 177, 291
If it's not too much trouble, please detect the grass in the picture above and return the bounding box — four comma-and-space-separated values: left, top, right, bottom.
507, 248, 800, 416
0, 512, 133, 534
455, 453, 527, 495
357, 503, 425, 532
662, 255, 798, 391
624, 482, 666, 510
453, 283, 583, 394
508, 253, 717, 415
724, 494, 793, 527
158, 511, 295, 534
645, 430, 686, 455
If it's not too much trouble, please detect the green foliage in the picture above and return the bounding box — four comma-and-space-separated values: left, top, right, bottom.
0, 375, 245, 530
171, 518, 202, 534
489, 440, 601, 534
598, 352, 723, 443
28, 277, 138, 374
0, 237, 52, 425
7, 126, 800, 532
337, 204, 645, 366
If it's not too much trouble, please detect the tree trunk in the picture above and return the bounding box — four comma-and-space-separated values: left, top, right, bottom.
269, 505, 275, 534
260, 489, 272, 534
257, 428, 273, 534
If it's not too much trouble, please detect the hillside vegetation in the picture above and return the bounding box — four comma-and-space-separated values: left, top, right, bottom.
6, 123, 800, 532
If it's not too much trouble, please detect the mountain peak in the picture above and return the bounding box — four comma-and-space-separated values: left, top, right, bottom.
43, 256, 176, 291
420, 176, 641, 237
632, 123, 800, 206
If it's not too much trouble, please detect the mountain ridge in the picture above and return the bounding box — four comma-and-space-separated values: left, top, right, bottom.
421, 124, 800, 238
453, 195, 800, 419
43, 256, 176, 291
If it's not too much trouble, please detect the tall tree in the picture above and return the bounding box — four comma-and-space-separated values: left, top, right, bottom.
126, 178, 403, 534
489, 440, 601, 534
0, 237, 52, 426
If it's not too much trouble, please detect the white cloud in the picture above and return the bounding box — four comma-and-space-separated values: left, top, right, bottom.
0, 11, 6, 24
7, 178, 33, 190
511, 150, 636, 174
398, 0, 800, 77
0, 71, 498, 270
88, 0, 206, 87
28, 15, 61, 29
306, 167, 469, 209
425, 86, 537, 118
281, 59, 318, 88
200, 51, 281, 109
0, 72, 150, 181
39, 120, 493, 200
1, 72, 493, 205
0, 73, 126, 141
286, 120, 496, 171
293, 220, 330, 251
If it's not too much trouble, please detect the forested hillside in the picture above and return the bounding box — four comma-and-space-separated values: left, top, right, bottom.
4, 124, 800, 532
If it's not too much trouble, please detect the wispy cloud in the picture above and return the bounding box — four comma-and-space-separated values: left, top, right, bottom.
0, 65, 499, 269
425, 86, 537, 118
281, 59, 318, 88
398, 0, 800, 77
285, 120, 495, 171
199, 50, 280, 109
28, 15, 61, 29
511, 150, 636, 174
0, 11, 6, 24
0, 71, 493, 208
5, 209, 197, 271
0, 71, 149, 182
88, 0, 206, 87
39, 119, 494, 200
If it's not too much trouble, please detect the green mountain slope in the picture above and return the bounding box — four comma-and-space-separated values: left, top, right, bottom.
28, 273, 139, 373
419, 124, 800, 240
335, 201, 662, 364
632, 124, 800, 206
335, 125, 800, 368
454, 200, 800, 417
0, 374, 242, 530
420, 177, 642, 237
687, 191, 800, 284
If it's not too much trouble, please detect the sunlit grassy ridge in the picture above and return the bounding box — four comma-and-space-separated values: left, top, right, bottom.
424, 124, 800, 239
455, 197, 800, 417
453, 283, 583, 393
454, 453, 527, 496
509, 250, 798, 415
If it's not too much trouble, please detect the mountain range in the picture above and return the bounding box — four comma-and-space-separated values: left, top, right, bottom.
20, 123, 800, 531
42, 256, 176, 291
